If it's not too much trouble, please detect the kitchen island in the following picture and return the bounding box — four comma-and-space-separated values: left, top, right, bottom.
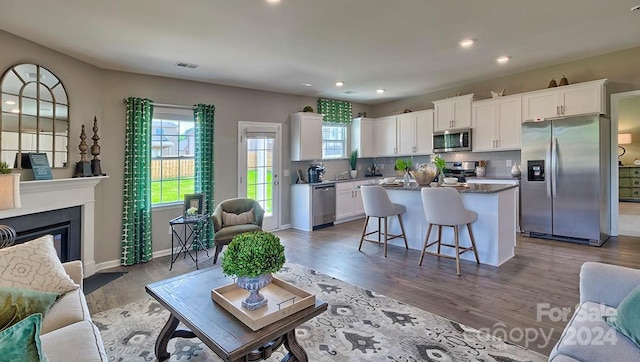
370, 183, 518, 266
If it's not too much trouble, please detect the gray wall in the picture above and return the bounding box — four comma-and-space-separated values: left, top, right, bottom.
372, 46, 640, 118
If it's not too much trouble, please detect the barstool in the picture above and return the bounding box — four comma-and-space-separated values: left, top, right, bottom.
358, 185, 408, 257
419, 187, 479, 275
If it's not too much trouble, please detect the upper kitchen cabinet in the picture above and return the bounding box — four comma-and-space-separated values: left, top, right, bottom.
351, 117, 375, 158
291, 112, 323, 161
374, 115, 398, 157
433, 94, 474, 132
472, 95, 522, 152
522, 79, 607, 120
397, 110, 434, 155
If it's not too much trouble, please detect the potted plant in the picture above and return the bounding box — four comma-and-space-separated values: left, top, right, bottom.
221, 231, 286, 310
432, 155, 447, 185
349, 150, 358, 178
0, 161, 10, 174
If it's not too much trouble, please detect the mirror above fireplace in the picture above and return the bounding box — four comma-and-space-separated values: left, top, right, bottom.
1, 63, 70, 169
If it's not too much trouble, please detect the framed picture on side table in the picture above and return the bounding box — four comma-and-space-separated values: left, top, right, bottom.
184, 193, 205, 216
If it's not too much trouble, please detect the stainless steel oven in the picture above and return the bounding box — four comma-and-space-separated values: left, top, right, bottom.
433, 128, 472, 153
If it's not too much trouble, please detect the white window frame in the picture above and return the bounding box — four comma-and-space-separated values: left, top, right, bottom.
322, 123, 348, 159
150, 108, 196, 207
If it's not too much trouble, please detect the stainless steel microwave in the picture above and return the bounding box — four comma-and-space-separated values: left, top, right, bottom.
433, 128, 472, 153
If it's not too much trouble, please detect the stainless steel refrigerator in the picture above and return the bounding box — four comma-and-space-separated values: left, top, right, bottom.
520, 115, 610, 246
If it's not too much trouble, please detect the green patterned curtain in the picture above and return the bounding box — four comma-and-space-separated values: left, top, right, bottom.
194, 104, 215, 248
317, 98, 353, 124
121, 98, 153, 265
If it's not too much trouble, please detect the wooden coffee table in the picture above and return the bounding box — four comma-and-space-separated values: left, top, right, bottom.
145, 267, 327, 362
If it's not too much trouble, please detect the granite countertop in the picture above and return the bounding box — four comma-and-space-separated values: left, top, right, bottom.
379, 183, 518, 194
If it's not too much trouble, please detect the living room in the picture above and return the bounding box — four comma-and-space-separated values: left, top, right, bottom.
1, 1, 640, 361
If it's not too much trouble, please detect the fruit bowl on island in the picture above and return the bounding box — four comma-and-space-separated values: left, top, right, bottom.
410, 164, 437, 186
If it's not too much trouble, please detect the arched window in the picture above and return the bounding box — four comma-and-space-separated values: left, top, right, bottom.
1, 64, 69, 168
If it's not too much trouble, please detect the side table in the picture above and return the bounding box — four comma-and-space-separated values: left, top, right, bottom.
169, 214, 210, 270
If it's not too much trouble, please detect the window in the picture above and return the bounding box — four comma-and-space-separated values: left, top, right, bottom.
150, 108, 195, 206
322, 123, 347, 159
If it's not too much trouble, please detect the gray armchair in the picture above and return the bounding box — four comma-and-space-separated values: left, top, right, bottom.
211, 198, 264, 264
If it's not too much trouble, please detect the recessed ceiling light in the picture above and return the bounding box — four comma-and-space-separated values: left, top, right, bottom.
335, 81, 344, 87
459, 39, 475, 48
497, 56, 511, 64
266, 0, 280, 4
631, 5, 640, 11
376, 89, 385, 94
303, 83, 312, 87
4, 100, 16, 105
10, 108, 20, 113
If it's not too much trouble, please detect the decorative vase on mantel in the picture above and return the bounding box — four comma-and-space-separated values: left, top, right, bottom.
236, 273, 273, 310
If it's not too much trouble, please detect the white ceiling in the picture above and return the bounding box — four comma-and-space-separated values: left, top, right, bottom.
1, 0, 639, 105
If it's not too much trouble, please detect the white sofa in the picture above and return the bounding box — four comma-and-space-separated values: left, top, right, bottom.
549, 262, 640, 361
38, 260, 108, 361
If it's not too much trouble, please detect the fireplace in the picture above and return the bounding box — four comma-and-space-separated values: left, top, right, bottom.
2, 206, 81, 262
0, 176, 107, 276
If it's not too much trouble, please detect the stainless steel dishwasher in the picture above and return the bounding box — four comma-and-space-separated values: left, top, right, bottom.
312, 183, 336, 229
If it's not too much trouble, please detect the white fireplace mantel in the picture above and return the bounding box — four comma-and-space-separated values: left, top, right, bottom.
0, 176, 108, 276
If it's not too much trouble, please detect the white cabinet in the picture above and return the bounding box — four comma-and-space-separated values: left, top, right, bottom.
336, 182, 355, 221
374, 115, 398, 157
522, 79, 606, 120
351, 117, 375, 158
290, 112, 323, 161
397, 110, 434, 155
433, 94, 474, 132
335, 179, 376, 222
472, 95, 522, 152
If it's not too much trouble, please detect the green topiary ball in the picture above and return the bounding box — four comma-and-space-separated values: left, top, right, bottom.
221, 231, 286, 278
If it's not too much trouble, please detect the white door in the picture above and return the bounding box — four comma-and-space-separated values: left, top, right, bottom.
238, 122, 281, 231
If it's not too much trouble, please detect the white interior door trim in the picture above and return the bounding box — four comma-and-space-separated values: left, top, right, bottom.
610, 90, 640, 236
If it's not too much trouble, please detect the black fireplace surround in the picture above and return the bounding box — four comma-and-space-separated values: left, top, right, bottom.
1, 206, 81, 262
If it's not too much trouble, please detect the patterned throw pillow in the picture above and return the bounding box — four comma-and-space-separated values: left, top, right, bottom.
0, 235, 79, 294
223, 208, 255, 226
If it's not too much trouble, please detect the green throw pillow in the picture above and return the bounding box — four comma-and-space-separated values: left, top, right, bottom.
0, 313, 48, 361
0, 287, 60, 331
603, 285, 640, 347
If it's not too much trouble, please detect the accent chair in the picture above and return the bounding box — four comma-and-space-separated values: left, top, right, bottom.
211, 198, 264, 264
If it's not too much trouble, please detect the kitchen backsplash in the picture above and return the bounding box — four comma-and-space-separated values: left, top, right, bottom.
290, 150, 521, 183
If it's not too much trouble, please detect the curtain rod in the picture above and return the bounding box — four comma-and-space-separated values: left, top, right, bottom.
122, 98, 196, 110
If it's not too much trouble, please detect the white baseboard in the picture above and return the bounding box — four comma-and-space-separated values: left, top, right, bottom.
93, 247, 175, 273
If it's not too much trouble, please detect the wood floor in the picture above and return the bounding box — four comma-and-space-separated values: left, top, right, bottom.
86, 220, 640, 356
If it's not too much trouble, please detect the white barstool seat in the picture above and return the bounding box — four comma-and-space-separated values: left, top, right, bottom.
419, 187, 480, 275
359, 185, 408, 257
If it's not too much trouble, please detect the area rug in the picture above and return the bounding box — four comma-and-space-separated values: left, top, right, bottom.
93, 263, 546, 361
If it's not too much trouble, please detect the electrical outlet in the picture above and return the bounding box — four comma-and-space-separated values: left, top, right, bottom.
358, 165, 362, 170
506, 160, 512, 167
380, 164, 385, 170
